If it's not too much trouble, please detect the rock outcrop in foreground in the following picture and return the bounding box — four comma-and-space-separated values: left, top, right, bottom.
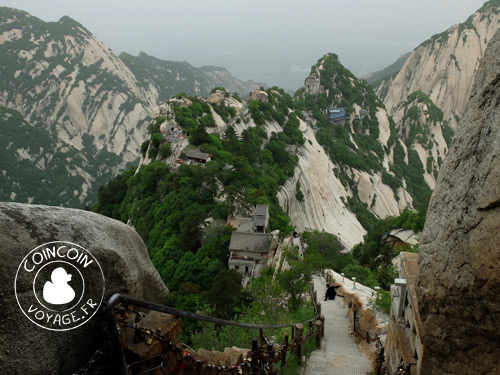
0, 202, 168, 374
416, 28, 500, 375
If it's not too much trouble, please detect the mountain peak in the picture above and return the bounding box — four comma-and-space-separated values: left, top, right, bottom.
377, 0, 500, 130
57, 15, 88, 32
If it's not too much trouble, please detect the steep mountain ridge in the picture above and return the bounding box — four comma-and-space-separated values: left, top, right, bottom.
390, 91, 453, 190
115, 54, 438, 250
277, 117, 366, 249
0, 7, 153, 158
376, 0, 500, 129
0, 7, 262, 206
291, 55, 432, 231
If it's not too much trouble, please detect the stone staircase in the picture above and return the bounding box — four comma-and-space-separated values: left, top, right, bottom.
304, 276, 373, 375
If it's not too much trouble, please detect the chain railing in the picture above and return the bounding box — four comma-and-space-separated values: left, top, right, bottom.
75, 287, 323, 375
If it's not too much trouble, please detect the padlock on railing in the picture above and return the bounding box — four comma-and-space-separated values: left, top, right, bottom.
145, 329, 154, 345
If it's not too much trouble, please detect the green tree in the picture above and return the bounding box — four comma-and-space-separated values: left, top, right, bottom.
295, 181, 305, 202
177, 202, 208, 252
204, 269, 247, 320
219, 185, 251, 217
276, 261, 312, 310
222, 125, 241, 155
190, 124, 212, 146
197, 221, 233, 265
158, 142, 172, 159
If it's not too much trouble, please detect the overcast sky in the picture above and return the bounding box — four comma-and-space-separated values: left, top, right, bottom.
1, 0, 488, 90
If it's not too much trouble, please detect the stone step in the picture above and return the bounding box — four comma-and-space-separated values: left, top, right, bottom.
304, 276, 373, 375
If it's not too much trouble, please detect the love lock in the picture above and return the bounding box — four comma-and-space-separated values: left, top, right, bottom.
145, 329, 155, 345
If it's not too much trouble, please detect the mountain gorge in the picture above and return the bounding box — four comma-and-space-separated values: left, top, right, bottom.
0, 7, 259, 206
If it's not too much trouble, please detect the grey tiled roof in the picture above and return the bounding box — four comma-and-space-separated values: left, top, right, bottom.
185, 150, 211, 160
255, 204, 268, 217
229, 232, 272, 253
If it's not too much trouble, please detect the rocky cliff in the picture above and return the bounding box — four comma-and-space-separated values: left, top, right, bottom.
378, 1, 500, 130
277, 117, 366, 249
0, 105, 110, 206
0, 7, 260, 206
416, 27, 500, 375
0, 202, 168, 374
135, 52, 427, 249
285, 54, 427, 240
0, 8, 153, 160
390, 91, 453, 190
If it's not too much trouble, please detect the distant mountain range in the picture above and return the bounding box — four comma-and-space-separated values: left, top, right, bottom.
120, 52, 262, 101
0, 7, 260, 206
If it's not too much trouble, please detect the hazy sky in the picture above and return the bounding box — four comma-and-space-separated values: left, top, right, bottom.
1, 0, 488, 90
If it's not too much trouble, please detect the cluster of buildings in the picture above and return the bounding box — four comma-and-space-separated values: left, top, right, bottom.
227, 205, 279, 280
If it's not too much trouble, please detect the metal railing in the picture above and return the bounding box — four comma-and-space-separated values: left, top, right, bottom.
75, 286, 324, 375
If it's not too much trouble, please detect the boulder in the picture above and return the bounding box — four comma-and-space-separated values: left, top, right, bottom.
416, 29, 500, 374
223, 346, 247, 366
0, 202, 168, 374
208, 92, 224, 105
250, 89, 268, 103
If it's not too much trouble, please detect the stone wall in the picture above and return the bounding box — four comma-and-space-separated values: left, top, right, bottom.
385, 252, 421, 375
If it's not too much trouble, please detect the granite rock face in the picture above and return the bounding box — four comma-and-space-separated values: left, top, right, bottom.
380, 2, 500, 130
416, 28, 500, 375
0, 202, 168, 374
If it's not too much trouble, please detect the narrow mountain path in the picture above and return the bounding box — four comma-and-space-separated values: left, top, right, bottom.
304, 276, 373, 375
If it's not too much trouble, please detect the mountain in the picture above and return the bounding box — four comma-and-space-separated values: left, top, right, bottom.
363, 52, 411, 87
120, 52, 261, 101
93, 53, 444, 252
0, 7, 260, 206
0, 7, 152, 160
416, 26, 500, 375
0, 105, 120, 206
289, 54, 434, 240
374, 0, 500, 130
390, 91, 454, 190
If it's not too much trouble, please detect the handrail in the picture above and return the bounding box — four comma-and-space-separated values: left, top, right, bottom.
107, 293, 319, 329
309, 282, 320, 317
103, 292, 322, 375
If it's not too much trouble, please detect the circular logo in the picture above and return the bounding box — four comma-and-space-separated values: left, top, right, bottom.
14, 241, 105, 331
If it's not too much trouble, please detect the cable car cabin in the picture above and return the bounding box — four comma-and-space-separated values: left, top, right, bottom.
328, 108, 346, 123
